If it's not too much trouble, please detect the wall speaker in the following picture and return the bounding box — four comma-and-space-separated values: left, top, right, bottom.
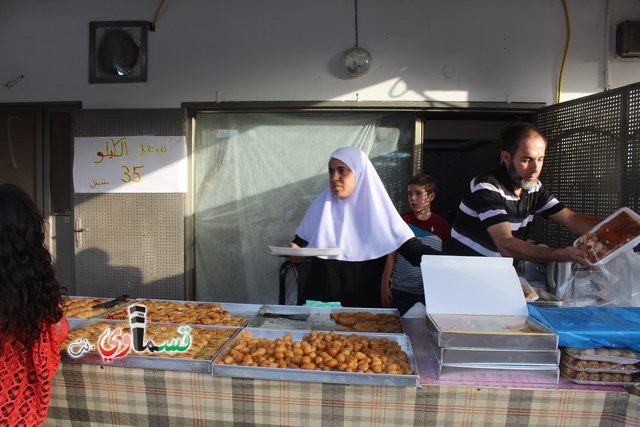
616, 20, 640, 59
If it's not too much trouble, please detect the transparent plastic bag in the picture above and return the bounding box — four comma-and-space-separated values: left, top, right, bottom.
558, 250, 640, 307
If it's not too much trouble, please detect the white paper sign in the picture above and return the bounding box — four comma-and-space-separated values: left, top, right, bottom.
73, 136, 187, 193
421, 255, 528, 316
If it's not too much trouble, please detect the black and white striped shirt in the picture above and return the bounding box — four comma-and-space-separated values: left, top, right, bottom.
445, 166, 564, 257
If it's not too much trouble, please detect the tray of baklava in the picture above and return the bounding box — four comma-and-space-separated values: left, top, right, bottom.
96, 298, 260, 327
62, 295, 132, 325
60, 318, 242, 372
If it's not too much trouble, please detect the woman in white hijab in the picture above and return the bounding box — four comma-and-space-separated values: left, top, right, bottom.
290, 147, 438, 307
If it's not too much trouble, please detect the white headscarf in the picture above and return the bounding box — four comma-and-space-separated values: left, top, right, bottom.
295, 146, 414, 261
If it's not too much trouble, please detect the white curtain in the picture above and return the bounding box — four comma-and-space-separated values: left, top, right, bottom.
194, 112, 413, 303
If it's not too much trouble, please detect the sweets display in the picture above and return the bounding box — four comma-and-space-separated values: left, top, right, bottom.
216, 330, 414, 375
60, 298, 416, 383
103, 299, 248, 326
61, 321, 237, 360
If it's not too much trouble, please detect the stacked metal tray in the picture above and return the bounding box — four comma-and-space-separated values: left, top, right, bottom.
425, 313, 559, 350
425, 313, 560, 383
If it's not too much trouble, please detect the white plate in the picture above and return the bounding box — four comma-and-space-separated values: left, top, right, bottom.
267, 246, 342, 257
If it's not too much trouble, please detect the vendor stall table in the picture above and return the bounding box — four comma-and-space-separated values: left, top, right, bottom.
45, 318, 640, 426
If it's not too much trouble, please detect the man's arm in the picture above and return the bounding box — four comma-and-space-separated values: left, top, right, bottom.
486, 222, 592, 265
548, 208, 600, 235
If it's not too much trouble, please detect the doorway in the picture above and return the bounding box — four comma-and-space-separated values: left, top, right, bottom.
421, 113, 535, 225
0, 104, 79, 293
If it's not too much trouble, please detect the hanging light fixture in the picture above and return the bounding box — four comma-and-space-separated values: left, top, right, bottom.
341, 0, 372, 77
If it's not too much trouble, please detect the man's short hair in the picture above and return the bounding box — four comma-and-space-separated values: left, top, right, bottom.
500, 122, 547, 159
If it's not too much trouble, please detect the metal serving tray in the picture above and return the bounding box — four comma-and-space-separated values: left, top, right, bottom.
211, 328, 419, 387
437, 364, 560, 384
436, 347, 560, 366
425, 313, 558, 351
248, 305, 403, 333
528, 289, 564, 307
61, 318, 241, 373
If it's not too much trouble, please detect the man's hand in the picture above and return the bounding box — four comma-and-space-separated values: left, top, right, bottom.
487, 222, 591, 265
555, 245, 593, 267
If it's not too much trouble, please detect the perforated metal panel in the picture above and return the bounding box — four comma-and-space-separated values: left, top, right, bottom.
73, 109, 186, 299
532, 82, 640, 248
625, 86, 640, 209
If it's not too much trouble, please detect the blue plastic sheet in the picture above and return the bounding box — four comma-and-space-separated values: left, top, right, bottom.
528, 305, 640, 351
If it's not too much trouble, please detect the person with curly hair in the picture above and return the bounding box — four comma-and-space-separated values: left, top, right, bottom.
0, 184, 68, 427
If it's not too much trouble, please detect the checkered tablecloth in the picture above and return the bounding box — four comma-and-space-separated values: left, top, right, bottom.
45, 362, 639, 427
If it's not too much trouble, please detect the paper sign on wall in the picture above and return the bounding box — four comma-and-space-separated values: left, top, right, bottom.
73, 136, 188, 193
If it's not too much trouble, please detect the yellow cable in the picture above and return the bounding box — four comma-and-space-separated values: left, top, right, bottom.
150, 0, 166, 31
557, 0, 571, 104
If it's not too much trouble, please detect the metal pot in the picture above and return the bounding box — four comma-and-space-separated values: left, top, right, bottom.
546, 261, 574, 291
521, 260, 573, 294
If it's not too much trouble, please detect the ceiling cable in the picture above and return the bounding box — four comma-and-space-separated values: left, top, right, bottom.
354, 0, 359, 47
149, 0, 166, 31
557, 0, 571, 104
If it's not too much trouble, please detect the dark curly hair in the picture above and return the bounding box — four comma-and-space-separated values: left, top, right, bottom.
0, 184, 65, 348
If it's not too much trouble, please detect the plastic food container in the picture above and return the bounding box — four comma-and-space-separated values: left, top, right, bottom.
519, 277, 539, 302
573, 207, 640, 267
560, 365, 639, 386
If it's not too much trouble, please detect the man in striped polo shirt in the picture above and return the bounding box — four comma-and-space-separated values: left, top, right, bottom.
444, 122, 599, 267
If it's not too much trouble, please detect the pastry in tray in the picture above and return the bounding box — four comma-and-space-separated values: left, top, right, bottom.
560, 365, 638, 385
103, 299, 248, 326
216, 330, 414, 375
61, 321, 236, 360
330, 312, 403, 333
561, 353, 639, 372
563, 347, 640, 364
62, 297, 116, 318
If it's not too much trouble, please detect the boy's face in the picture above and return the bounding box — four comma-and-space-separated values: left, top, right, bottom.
407, 183, 434, 214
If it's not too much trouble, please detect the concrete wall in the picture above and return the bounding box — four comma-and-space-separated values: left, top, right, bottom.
1, 0, 639, 108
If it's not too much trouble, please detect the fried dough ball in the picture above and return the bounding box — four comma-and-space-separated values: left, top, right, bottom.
216, 331, 414, 375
